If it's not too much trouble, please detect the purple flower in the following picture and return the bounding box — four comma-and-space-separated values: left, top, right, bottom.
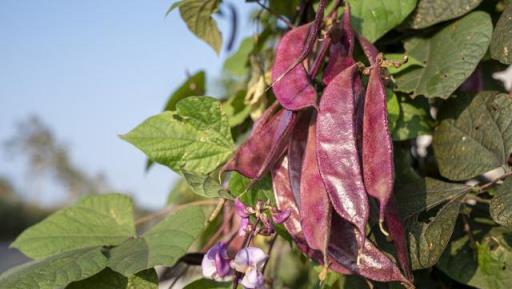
202, 242, 232, 281
235, 199, 252, 236
235, 198, 250, 218
271, 208, 291, 224
231, 247, 268, 289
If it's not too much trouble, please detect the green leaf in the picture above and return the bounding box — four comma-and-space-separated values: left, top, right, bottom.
395, 12, 492, 99
182, 170, 230, 198
490, 177, 512, 228
224, 38, 254, 76
66, 268, 158, 289
147, 71, 207, 170
386, 89, 400, 132
179, 0, 223, 54
11, 194, 135, 259
490, 4, 512, 64
183, 279, 231, 289
348, 0, 417, 42
122, 96, 234, 175
408, 0, 482, 29
228, 173, 275, 206
109, 206, 205, 276
164, 71, 206, 112
408, 197, 463, 269
438, 228, 512, 289
391, 95, 432, 140
433, 91, 512, 181
0, 247, 108, 289
384, 53, 425, 75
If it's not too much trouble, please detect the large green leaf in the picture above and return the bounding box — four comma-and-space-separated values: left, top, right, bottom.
490, 177, 512, 228
433, 92, 512, 181
147, 71, 206, 171
183, 279, 231, 289
408, 0, 482, 29
491, 4, 512, 64
347, 0, 417, 42
179, 0, 223, 54
438, 228, 512, 289
395, 12, 492, 99
109, 206, 205, 276
391, 94, 432, 140
122, 96, 234, 175
11, 194, 135, 259
0, 247, 108, 289
66, 268, 158, 289
407, 197, 463, 269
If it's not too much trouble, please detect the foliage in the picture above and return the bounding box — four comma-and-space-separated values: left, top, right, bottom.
4, 0, 512, 288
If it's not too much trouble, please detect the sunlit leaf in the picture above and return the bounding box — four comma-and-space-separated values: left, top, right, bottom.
109, 206, 205, 276
179, 0, 223, 54
122, 96, 234, 175
0, 247, 108, 289
11, 194, 135, 259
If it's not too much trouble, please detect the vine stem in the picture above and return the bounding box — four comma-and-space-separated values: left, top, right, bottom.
134, 199, 219, 226
261, 234, 278, 275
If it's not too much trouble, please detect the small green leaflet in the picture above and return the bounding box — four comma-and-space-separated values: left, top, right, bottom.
433, 92, 512, 181
66, 268, 158, 289
179, 0, 223, 54
386, 89, 400, 132
109, 206, 205, 276
490, 3, 512, 64
228, 172, 275, 206
490, 177, 512, 228
11, 194, 135, 259
438, 228, 512, 289
0, 247, 108, 289
348, 0, 416, 42
122, 96, 234, 175
395, 12, 492, 99
408, 0, 482, 29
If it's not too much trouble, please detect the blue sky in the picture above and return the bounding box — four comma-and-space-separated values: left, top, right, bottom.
0, 0, 257, 209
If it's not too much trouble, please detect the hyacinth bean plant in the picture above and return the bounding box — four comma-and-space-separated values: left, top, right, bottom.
2, 0, 512, 288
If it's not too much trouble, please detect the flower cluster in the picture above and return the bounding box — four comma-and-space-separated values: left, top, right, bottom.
202, 199, 289, 289
202, 244, 268, 289
235, 198, 290, 236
